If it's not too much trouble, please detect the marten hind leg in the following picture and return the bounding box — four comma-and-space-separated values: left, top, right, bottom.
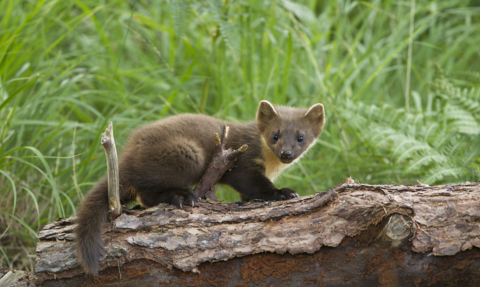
136, 188, 199, 209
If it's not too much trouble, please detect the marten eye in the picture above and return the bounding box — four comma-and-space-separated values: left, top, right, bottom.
272, 134, 279, 142
297, 136, 304, 142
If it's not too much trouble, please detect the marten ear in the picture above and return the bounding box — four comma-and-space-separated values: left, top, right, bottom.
304, 103, 325, 132
256, 100, 278, 132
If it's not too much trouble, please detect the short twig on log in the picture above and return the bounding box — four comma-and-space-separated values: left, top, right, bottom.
194, 125, 248, 200
101, 122, 121, 221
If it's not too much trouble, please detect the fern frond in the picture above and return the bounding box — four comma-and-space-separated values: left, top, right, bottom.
422, 165, 465, 185
392, 138, 424, 157
169, 0, 190, 38
441, 137, 466, 158
461, 143, 480, 167
444, 104, 480, 135
454, 122, 480, 135
396, 142, 432, 163
450, 88, 480, 118
370, 127, 404, 146
406, 154, 449, 173
207, 0, 240, 58
422, 122, 440, 142
340, 80, 478, 185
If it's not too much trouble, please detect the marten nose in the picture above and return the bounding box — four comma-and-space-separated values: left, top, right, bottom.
280, 150, 292, 159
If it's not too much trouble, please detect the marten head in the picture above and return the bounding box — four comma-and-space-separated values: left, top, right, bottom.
256, 100, 325, 164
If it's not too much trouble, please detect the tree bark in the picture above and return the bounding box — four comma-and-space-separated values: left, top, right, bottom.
0, 267, 36, 287
35, 182, 480, 286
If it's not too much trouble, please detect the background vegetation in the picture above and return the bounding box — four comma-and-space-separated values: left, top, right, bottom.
1, 0, 479, 271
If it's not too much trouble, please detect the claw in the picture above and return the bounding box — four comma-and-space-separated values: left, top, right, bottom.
281, 195, 286, 200
179, 202, 183, 209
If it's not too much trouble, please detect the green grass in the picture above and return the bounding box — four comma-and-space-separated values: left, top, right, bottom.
1, 0, 479, 271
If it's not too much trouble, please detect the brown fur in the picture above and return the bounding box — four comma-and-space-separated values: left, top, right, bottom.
75, 101, 325, 276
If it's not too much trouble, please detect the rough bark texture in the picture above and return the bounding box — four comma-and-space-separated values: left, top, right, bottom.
101, 122, 121, 220
35, 182, 480, 286
0, 267, 37, 287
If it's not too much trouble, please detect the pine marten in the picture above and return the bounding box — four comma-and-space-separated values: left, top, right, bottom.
75, 100, 326, 275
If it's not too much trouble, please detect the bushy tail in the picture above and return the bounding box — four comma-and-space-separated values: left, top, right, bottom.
75, 177, 110, 276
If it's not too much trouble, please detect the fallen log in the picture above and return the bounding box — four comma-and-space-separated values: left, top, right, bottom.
0, 267, 36, 287
35, 182, 480, 286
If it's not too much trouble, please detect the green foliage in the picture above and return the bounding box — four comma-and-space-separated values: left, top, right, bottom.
0, 0, 479, 270
339, 71, 480, 185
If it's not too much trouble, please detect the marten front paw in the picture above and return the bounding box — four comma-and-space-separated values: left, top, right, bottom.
273, 188, 299, 201
171, 189, 199, 209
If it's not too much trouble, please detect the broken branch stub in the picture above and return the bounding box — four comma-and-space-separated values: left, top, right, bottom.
101, 122, 121, 221
194, 125, 248, 200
